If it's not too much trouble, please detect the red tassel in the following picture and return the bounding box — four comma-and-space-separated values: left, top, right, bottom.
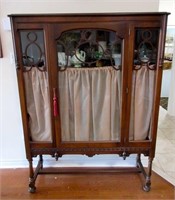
53, 88, 58, 117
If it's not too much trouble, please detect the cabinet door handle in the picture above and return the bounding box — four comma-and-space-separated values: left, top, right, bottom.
53, 88, 58, 117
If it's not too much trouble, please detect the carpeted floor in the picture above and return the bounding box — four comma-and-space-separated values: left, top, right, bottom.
160, 97, 168, 110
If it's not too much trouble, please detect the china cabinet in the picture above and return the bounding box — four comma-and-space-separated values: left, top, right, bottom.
9, 12, 169, 192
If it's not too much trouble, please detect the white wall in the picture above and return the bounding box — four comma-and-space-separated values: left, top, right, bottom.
159, 0, 175, 25
159, 0, 175, 116
168, 35, 175, 115
0, 0, 159, 168
161, 70, 172, 97
159, 0, 175, 97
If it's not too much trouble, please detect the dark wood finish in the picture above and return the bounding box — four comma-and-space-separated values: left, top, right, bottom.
1, 168, 174, 199
9, 13, 169, 193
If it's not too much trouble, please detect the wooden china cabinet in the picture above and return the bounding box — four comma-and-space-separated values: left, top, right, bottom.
9, 12, 169, 192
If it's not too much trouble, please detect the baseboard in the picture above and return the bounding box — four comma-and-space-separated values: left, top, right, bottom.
0, 154, 148, 169
0, 160, 29, 168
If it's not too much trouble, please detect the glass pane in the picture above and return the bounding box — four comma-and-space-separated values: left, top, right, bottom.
58, 29, 123, 142
20, 30, 52, 142
20, 30, 45, 69
129, 29, 158, 141
56, 29, 122, 69
134, 29, 159, 65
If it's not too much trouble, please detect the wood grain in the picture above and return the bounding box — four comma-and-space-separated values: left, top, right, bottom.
0, 168, 174, 199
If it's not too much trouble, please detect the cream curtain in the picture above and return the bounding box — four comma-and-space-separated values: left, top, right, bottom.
58, 67, 121, 141
129, 65, 155, 140
22, 65, 155, 142
23, 68, 52, 142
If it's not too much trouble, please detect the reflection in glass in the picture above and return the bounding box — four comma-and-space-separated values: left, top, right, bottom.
134, 29, 159, 66
20, 31, 45, 71
56, 29, 122, 70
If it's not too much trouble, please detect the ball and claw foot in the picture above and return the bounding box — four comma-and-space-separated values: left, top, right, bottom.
28, 186, 36, 193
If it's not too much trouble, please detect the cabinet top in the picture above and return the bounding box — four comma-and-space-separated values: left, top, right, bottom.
8, 12, 170, 17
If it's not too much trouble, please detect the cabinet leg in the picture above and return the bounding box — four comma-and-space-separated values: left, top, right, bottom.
39, 155, 43, 169
136, 153, 141, 168
143, 157, 153, 192
28, 159, 36, 193
28, 182, 36, 193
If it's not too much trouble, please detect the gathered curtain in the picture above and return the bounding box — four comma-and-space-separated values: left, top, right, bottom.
23, 65, 155, 142
23, 67, 52, 142
129, 65, 155, 140
58, 67, 121, 141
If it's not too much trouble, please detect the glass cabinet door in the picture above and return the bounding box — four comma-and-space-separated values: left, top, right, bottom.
56, 29, 123, 142
19, 30, 52, 142
129, 28, 159, 141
